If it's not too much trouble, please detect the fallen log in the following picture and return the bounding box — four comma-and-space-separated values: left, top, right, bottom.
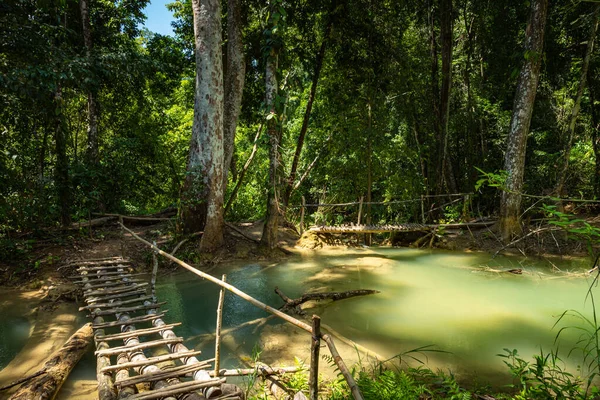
9, 323, 93, 400
275, 287, 380, 315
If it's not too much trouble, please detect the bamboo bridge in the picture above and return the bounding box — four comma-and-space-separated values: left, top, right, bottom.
66, 221, 365, 400
307, 221, 495, 234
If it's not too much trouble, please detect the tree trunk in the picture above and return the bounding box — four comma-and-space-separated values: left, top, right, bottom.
9, 323, 93, 400
589, 77, 600, 197
54, 86, 71, 226
261, 44, 280, 250
365, 102, 373, 246
499, 0, 548, 242
429, 0, 441, 191
438, 0, 457, 194
179, 0, 225, 252
555, 4, 599, 197
282, 19, 333, 208
80, 0, 99, 167
222, 0, 245, 187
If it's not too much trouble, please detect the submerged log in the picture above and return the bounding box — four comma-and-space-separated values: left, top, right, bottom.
9, 323, 93, 400
275, 287, 380, 315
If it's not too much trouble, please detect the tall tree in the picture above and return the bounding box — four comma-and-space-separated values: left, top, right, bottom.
437, 0, 457, 194
54, 86, 72, 226
282, 13, 334, 208
261, 1, 284, 249
179, 0, 225, 251
555, 4, 600, 198
80, 0, 99, 167
223, 0, 245, 186
499, 0, 548, 241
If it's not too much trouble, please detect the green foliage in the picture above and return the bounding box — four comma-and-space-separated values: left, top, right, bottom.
543, 204, 600, 256
356, 370, 428, 400
498, 348, 586, 399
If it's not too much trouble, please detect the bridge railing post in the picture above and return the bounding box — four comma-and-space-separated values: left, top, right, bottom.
357, 196, 364, 225
309, 315, 321, 400
214, 274, 227, 377
151, 241, 158, 301
300, 196, 306, 235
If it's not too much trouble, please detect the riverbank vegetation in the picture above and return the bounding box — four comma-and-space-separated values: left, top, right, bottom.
4, 0, 600, 256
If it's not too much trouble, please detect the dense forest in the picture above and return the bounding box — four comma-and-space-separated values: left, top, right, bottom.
2, 0, 600, 250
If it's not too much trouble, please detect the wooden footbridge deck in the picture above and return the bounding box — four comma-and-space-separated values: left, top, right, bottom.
70, 256, 234, 400
68, 221, 366, 400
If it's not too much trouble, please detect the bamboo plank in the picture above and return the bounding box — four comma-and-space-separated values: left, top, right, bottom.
73, 273, 147, 283
60, 258, 129, 269
95, 323, 181, 341
86, 289, 148, 304
90, 301, 166, 316
115, 362, 211, 388
89, 302, 166, 319
125, 378, 226, 400
79, 295, 154, 311
83, 279, 144, 290
95, 337, 184, 357
78, 270, 141, 278
100, 352, 206, 373
85, 283, 148, 297
78, 264, 133, 271
92, 312, 167, 329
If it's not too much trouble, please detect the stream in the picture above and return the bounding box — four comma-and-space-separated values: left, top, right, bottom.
1, 248, 597, 397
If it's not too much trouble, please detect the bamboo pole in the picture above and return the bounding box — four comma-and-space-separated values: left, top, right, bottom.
322, 334, 364, 400
300, 196, 306, 235
119, 222, 313, 333
209, 366, 302, 377
420, 195, 425, 224
214, 274, 227, 376
357, 196, 364, 225
309, 315, 321, 400
119, 221, 363, 400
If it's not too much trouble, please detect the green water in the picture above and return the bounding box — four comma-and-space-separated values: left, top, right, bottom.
56, 248, 600, 393
0, 315, 30, 370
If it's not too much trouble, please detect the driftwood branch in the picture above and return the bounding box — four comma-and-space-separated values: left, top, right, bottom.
493, 227, 562, 258
224, 222, 260, 243
275, 287, 380, 315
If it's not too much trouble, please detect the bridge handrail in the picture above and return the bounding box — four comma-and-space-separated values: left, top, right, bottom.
118, 221, 364, 400
287, 192, 473, 209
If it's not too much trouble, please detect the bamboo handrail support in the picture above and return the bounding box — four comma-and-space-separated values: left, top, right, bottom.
357, 196, 363, 225
151, 240, 158, 301
118, 221, 364, 400
309, 315, 321, 400
119, 215, 124, 258
214, 274, 226, 376
300, 196, 306, 235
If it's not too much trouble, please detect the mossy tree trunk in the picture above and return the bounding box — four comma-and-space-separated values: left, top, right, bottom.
499, 0, 548, 242
179, 0, 225, 252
